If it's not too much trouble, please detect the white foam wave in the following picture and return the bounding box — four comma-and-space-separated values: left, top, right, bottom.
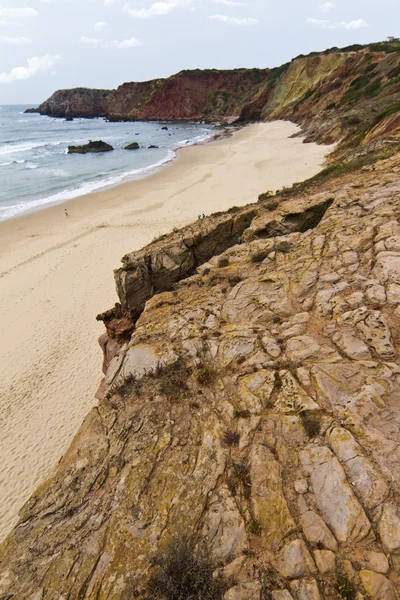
0, 149, 176, 220
0, 140, 65, 157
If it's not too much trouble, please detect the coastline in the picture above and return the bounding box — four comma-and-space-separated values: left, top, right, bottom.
0, 121, 332, 542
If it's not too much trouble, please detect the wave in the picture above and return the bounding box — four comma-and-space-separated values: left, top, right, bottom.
0, 140, 66, 157
0, 149, 177, 221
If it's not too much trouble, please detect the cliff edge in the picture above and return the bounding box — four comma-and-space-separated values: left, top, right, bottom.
2, 42, 400, 600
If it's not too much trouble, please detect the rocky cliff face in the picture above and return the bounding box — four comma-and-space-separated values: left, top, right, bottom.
2, 43, 400, 600
36, 87, 112, 118
1, 129, 400, 600
33, 42, 400, 130
107, 69, 271, 121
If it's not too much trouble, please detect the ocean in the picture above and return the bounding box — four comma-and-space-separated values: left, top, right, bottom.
0, 105, 214, 221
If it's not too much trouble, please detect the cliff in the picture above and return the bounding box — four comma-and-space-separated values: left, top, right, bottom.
31, 41, 400, 131
35, 87, 112, 118
2, 43, 400, 600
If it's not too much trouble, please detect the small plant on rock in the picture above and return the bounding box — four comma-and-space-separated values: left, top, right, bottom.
196, 364, 216, 386
300, 410, 321, 438
249, 520, 262, 536
149, 536, 225, 600
223, 430, 240, 447
218, 257, 230, 268
336, 572, 357, 600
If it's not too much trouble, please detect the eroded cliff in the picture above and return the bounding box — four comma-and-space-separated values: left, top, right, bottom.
2, 42, 400, 600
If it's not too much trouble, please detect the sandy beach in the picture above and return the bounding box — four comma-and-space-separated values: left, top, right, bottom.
0, 121, 331, 541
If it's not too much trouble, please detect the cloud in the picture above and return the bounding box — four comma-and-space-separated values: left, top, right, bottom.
80, 36, 141, 48
211, 0, 248, 6
92, 21, 107, 31
0, 54, 62, 84
0, 36, 31, 44
126, 0, 190, 19
0, 7, 39, 19
319, 2, 334, 11
307, 17, 368, 29
209, 14, 258, 25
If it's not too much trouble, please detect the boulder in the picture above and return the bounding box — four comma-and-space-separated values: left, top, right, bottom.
67, 140, 114, 154
125, 142, 140, 150
359, 570, 399, 600
148, 144, 159, 149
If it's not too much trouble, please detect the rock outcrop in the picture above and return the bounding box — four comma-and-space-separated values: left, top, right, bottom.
67, 140, 114, 154
125, 142, 139, 150
34, 87, 111, 118
32, 42, 400, 137
2, 40, 400, 600
2, 142, 400, 598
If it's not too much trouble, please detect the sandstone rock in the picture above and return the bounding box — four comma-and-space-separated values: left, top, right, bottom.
289, 578, 321, 600
359, 570, 399, 600
300, 446, 371, 542
351, 551, 389, 574
250, 444, 296, 551
378, 501, 400, 554
328, 427, 389, 509
276, 539, 317, 579
271, 591, 294, 600
313, 550, 336, 574
331, 330, 371, 360
224, 581, 261, 600
294, 479, 308, 494
299, 510, 338, 551
202, 487, 248, 561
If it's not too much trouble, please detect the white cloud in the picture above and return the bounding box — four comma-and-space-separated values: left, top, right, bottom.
319, 2, 334, 11
0, 7, 39, 19
80, 36, 141, 48
307, 17, 368, 29
0, 36, 31, 44
0, 54, 62, 84
211, 0, 248, 6
92, 21, 107, 31
209, 13, 258, 25
126, 0, 190, 19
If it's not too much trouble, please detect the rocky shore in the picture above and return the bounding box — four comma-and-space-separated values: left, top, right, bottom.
1, 42, 400, 599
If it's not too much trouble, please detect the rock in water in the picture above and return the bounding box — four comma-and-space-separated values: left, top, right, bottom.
148, 144, 159, 149
67, 140, 114, 154
125, 142, 139, 150
24, 108, 39, 114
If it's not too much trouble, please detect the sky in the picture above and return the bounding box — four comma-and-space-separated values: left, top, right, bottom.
0, 0, 399, 104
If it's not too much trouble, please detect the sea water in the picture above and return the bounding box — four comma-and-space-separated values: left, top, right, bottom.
0, 105, 214, 221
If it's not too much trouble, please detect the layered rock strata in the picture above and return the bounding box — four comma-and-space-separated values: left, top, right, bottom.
1, 148, 400, 599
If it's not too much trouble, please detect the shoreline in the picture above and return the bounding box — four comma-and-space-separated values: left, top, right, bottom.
0, 120, 332, 542
0, 117, 220, 223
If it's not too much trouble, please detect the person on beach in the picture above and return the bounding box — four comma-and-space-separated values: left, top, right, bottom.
64, 209, 69, 218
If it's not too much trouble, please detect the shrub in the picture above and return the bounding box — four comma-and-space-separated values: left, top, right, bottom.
218, 257, 230, 268
149, 537, 225, 600
258, 190, 274, 202
112, 374, 139, 399
234, 409, 251, 418
265, 199, 280, 211
300, 410, 321, 438
388, 65, 400, 79
158, 357, 191, 399
336, 573, 357, 600
344, 115, 362, 125
373, 102, 400, 124
325, 102, 336, 110
223, 430, 240, 447
249, 520, 262, 535
196, 364, 216, 386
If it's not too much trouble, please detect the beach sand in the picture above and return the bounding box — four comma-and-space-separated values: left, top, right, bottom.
0, 121, 331, 541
